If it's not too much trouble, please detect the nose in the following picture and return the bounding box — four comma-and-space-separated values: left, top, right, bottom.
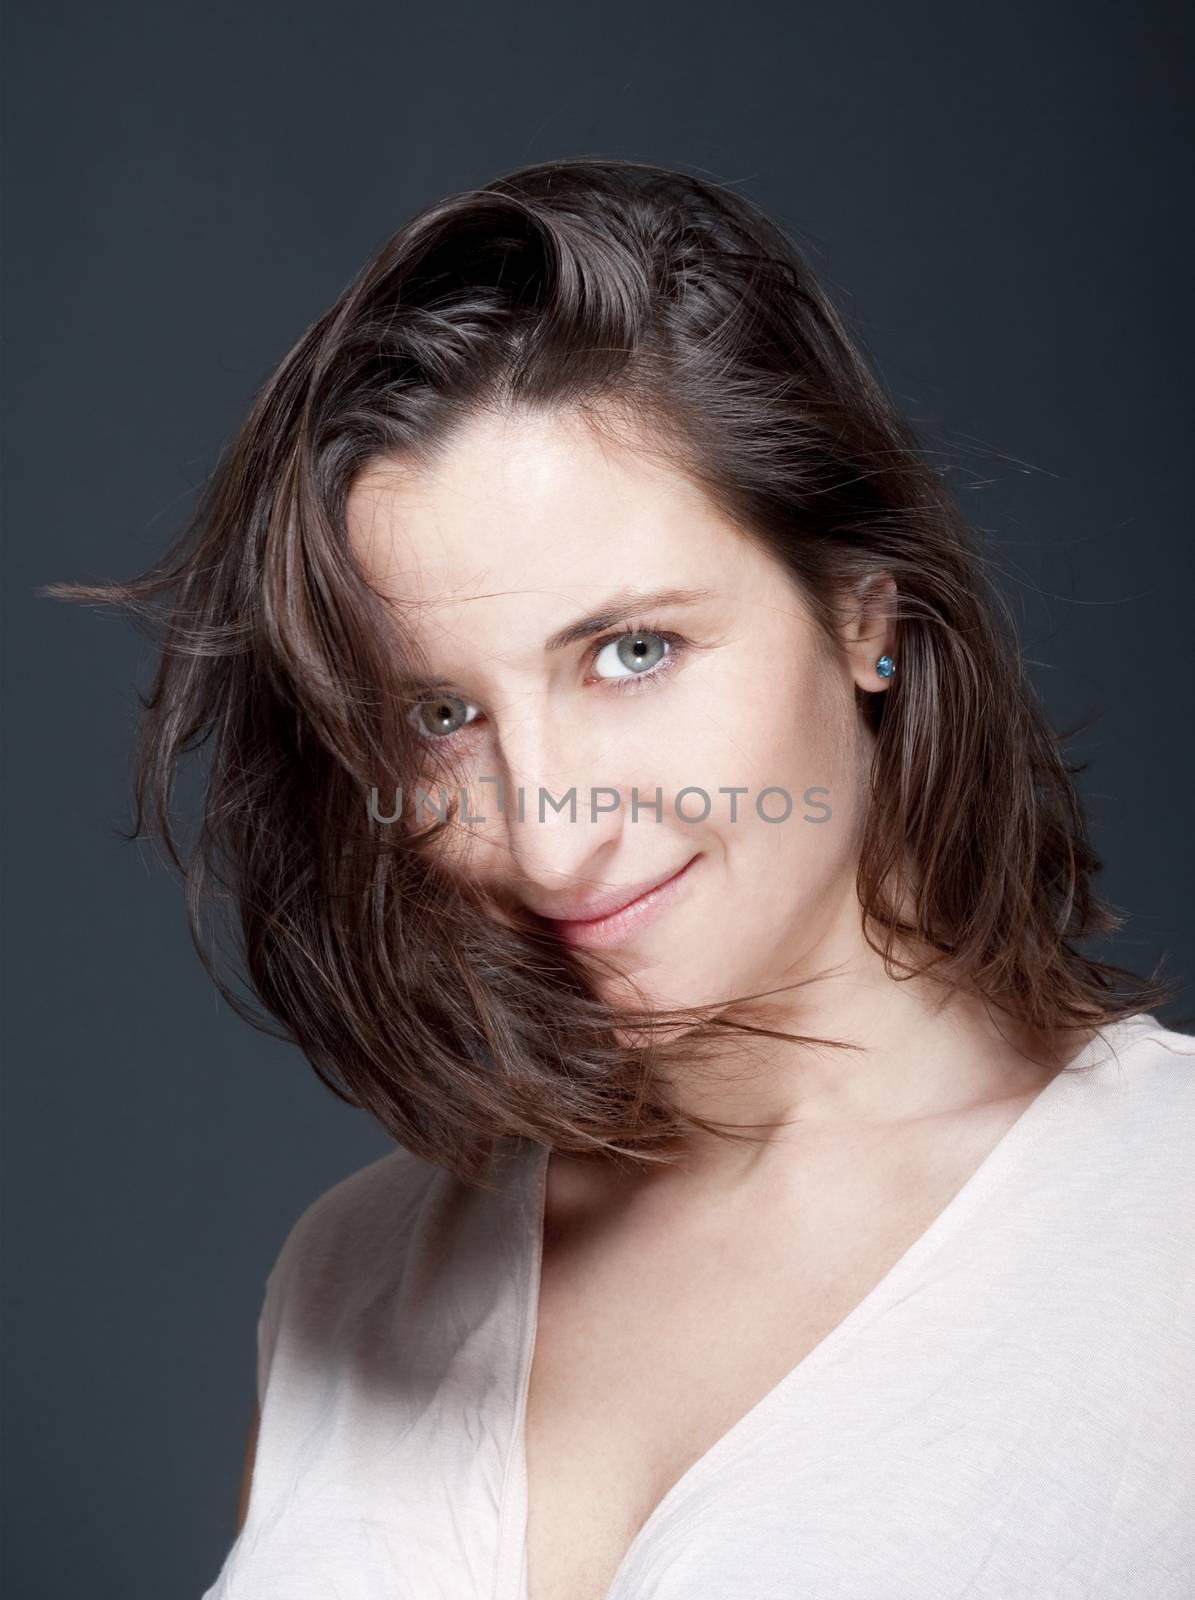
489, 704, 628, 907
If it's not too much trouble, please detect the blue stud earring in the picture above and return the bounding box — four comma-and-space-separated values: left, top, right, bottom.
875, 654, 895, 680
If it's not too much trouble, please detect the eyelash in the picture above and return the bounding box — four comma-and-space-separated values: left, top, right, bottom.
585, 619, 688, 696
412, 621, 688, 740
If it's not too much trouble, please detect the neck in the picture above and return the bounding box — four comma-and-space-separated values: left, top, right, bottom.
640, 918, 1091, 1189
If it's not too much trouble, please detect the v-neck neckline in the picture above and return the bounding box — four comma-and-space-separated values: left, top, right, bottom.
500, 1013, 1147, 1600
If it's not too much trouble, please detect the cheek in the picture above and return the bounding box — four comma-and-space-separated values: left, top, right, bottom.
717, 669, 863, 878
692, 650, 851, 812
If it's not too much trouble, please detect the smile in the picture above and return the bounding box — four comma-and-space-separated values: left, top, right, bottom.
545, 855, 700, 950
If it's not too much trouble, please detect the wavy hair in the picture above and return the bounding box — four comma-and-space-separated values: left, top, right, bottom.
43, 156, 1177, 1184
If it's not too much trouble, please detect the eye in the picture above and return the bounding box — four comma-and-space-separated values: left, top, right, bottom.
406, 691, 480, 740
591, 628, 672, 681
405, 624, 688, 744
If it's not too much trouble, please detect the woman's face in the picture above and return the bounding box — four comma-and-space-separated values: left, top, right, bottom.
346, 408, 884, 1015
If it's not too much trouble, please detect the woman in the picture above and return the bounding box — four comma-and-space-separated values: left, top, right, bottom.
50, 157, 1193, 1598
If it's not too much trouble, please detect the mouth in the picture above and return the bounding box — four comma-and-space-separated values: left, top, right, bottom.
544, 855, 700, 951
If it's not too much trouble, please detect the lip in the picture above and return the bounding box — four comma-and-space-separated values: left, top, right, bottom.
544, 855, 700, 950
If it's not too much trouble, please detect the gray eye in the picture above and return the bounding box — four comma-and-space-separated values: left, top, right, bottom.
594, 631, 669, 679
408, 692, 479, 738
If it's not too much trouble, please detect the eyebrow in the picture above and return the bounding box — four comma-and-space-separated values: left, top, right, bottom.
397, 585, 716, 693
541, 585, 716, 652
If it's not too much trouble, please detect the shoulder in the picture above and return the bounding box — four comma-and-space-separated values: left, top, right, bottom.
1091, 1012, 1195, 1116
254, 1144, 446, 1407
261, 1144, 442, 1311
1064, 1013, 1195, 1199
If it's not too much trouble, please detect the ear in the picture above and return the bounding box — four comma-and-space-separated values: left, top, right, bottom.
836, 572, 898, 692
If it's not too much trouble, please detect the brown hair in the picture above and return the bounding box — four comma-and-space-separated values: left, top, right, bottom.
43, 155, 1177, 1185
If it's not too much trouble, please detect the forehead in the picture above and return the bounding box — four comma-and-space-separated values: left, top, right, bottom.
344, 409, 746, 618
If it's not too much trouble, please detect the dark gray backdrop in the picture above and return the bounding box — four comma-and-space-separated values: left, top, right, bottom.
3, 2, 1192, 1594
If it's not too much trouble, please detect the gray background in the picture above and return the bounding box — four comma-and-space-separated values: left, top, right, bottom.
3, 2, 1191, 1593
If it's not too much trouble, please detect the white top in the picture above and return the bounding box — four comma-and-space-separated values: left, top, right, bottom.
202, 1011, 1195, 1599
